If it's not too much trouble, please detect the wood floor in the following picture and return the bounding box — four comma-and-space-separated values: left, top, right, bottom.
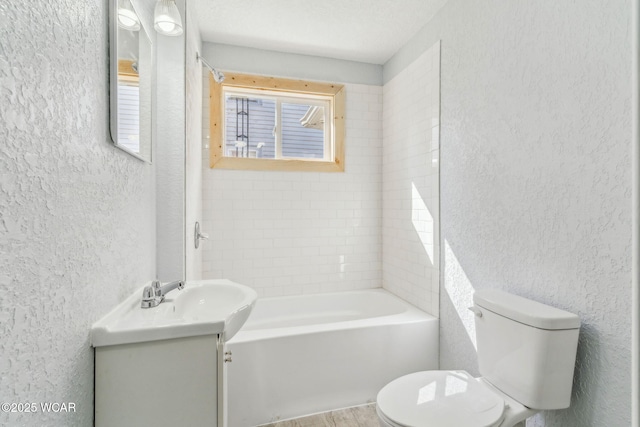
261, 404, 379, 427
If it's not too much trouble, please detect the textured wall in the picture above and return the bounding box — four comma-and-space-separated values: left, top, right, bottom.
185, 3, 203, 281
0, 1, 156, 425
385, 0, 632, 425
382, 42, 440, 316
201, 78, 383, 297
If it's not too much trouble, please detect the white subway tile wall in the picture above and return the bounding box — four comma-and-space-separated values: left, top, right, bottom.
382, 42, 440, 316
201, 76, 383, 297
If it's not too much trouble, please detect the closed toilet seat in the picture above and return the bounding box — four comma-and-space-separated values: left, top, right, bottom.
376, 371, 506, 427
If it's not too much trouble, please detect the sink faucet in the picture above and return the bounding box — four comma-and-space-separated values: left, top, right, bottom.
141, 280, 185, 308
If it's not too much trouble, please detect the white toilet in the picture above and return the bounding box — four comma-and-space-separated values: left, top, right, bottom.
376, 289, 581, 427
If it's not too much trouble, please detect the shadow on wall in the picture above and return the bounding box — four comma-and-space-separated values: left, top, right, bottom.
527, 325, 599, 427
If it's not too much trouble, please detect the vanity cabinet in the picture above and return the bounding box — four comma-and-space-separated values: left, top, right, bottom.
95, 334, 226, 427
91, 279, 254, 427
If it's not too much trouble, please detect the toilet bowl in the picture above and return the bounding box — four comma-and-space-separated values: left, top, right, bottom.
376, 371, 537, 427
375, 290, 581, 427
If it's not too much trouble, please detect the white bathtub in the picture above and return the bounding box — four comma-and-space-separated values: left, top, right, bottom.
226, 289, 439, 426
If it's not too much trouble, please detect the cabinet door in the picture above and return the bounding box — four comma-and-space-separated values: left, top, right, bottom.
95, 335, 218, 427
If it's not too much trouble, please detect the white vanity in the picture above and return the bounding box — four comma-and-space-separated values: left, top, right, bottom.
91, 279, 257, 427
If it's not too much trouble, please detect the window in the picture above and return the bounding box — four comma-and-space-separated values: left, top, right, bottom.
117, 59, 140, 153
223, 89, 330, 160
209, 73, 345, 172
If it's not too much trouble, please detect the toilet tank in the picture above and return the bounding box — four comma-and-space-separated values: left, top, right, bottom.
472, 290, 580, 410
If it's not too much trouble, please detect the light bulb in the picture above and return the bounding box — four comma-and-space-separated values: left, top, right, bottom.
156, 19, 176, 33
118, 0, 140, 31
154, 0, 183, 36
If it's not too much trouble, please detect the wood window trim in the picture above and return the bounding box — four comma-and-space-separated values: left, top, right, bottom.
209, 72, 345, 172
118, 59, 139, 84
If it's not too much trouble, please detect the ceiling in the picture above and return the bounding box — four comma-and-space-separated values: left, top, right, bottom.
192, 0, 448, 64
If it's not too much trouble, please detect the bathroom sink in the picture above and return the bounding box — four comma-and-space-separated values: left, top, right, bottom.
91, 279, 257, 347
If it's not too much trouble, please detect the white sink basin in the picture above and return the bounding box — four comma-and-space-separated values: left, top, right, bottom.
91, 279, 257, 347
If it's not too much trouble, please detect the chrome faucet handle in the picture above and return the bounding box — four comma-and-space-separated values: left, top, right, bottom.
151, 279, 162, 297
141, 283, 162, 308
142, 286, 154, 300
141, 280, 183, 308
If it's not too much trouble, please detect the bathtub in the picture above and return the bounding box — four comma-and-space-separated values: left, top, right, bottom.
225, 288, 438, 426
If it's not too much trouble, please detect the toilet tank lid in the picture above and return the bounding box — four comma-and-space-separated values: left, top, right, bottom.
474, 290, 580, 330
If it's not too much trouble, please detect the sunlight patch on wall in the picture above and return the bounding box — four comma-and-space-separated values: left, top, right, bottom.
412, 182, 435, 265
443, 239, 476, 349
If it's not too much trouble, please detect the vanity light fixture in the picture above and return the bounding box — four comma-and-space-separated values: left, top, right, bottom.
196, 52, 225, 83
117, 0, 140, 31
154, 0, 183, 36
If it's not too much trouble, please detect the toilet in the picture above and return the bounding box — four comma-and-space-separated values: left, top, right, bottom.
376, 289, 581, 427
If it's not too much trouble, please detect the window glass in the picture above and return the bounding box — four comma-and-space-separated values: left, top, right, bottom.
224, 94, 276, 159
117, 83, 140, 153
223, 88, 330, 161
281, 103, 325, 159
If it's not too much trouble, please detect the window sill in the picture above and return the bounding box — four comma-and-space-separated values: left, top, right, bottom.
209, 157, 344, 172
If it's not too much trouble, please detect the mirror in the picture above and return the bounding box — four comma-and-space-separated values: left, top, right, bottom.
110, 0, 154, 162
